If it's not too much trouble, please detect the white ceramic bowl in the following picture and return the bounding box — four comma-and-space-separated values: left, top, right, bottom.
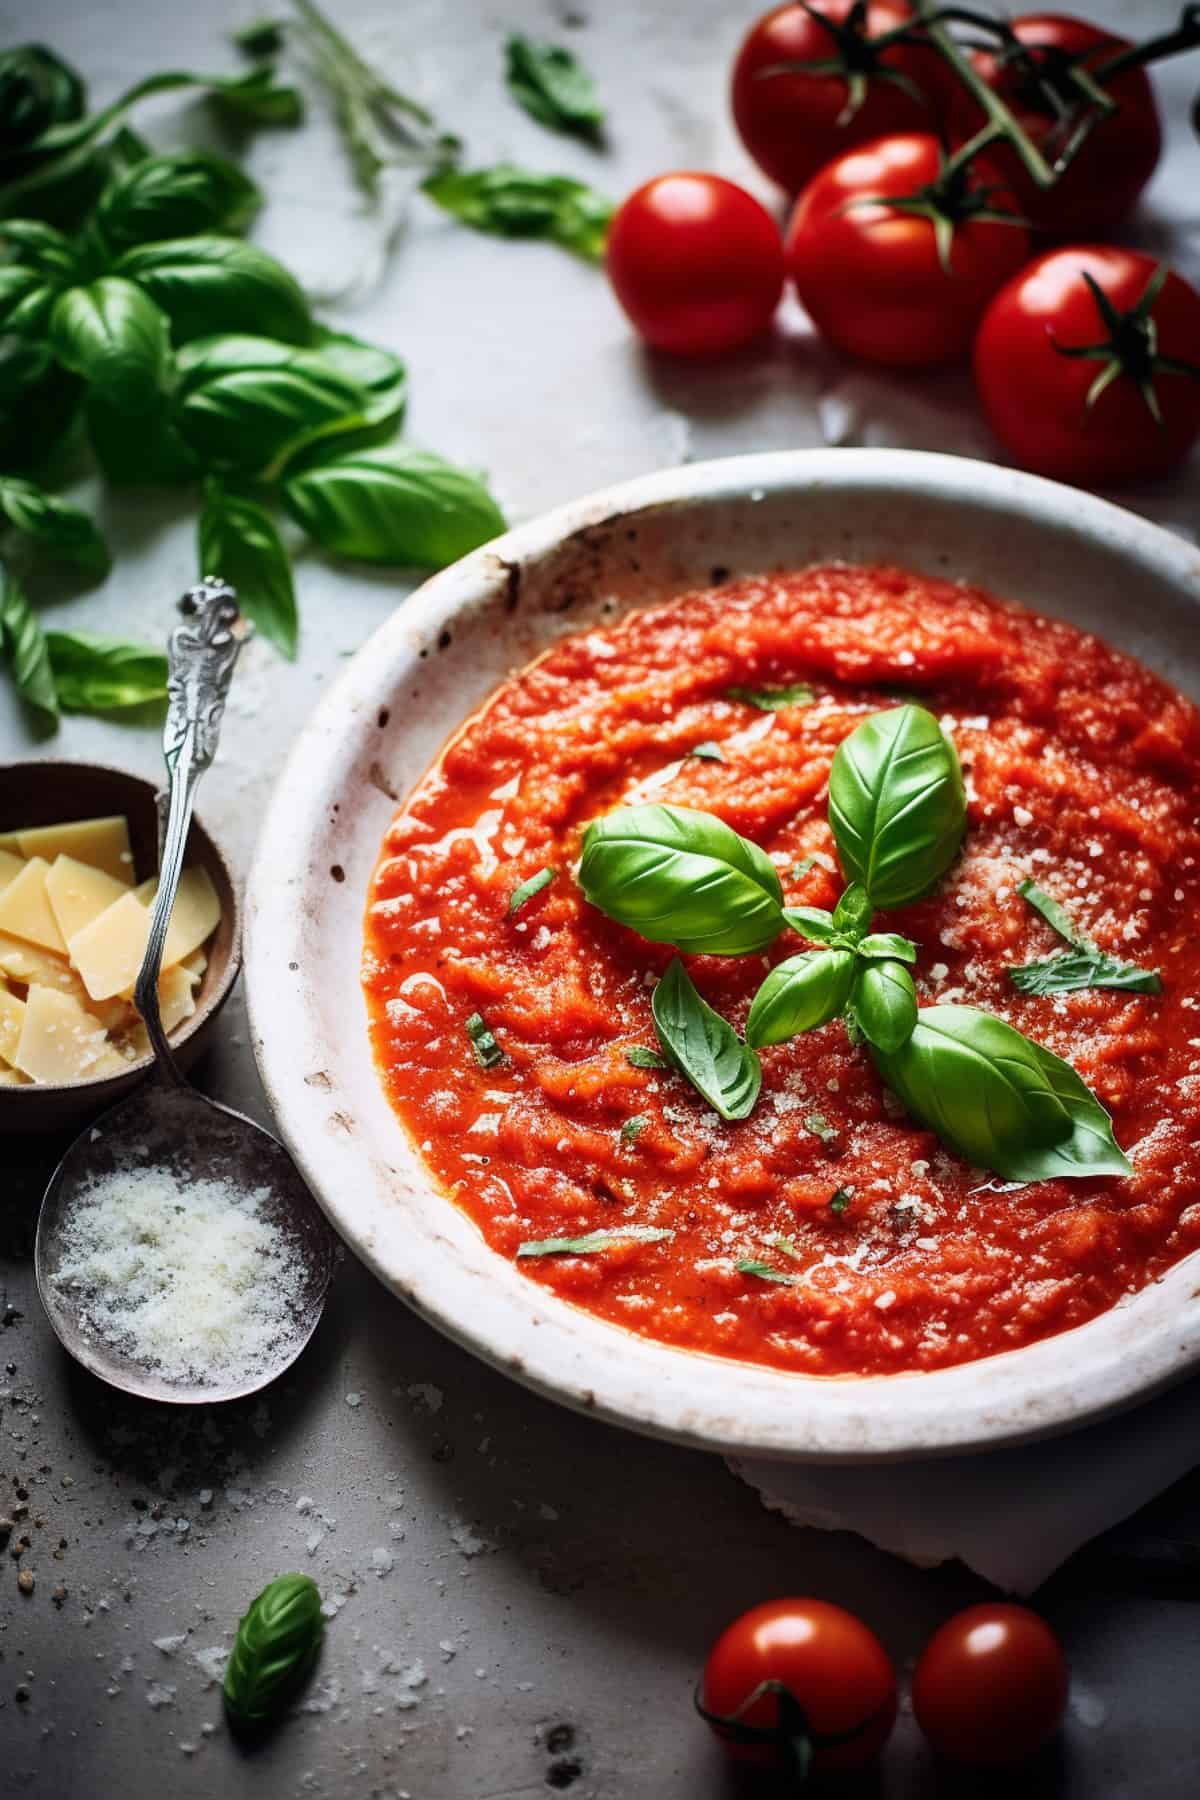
245, 449, 1200, 1462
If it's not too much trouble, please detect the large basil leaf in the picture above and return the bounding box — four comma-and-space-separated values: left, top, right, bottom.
745, 948, 855, 1048
829, 704, 966, 908
198, 479, 297, 658
175, 336, 366, 477
113, 236, 311, 345
0, 565, 56, 720
0, 335, 82, 470
504, 37, 605, 138
93, 151, 261, 252
0, 476, 110, 574
652, 957, 761, 1121
850, 958, 917, 1054
45, 630, 167, 711
223, 1572, 323, 1728
579, 802, 785, 957
281, 444, 505, 568
0, 46, 85, 153
0, 264, 56, 335
49, 277, 171, 414
421, 163, 613, 262
871, 1003, 1131, 1182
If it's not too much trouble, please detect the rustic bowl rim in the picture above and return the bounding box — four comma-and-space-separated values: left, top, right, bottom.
244, 448, 1200, 1462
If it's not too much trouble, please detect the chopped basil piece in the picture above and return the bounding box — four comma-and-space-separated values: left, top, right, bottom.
790, 856, 817, 879
504, 35, 605, 138
805, 1112, 838, 1146
735, 1259, 795, 1284
626, 1045, 666, 1069
687, 740, 725, 762
1010, 878, 1161, 996
765, 1232, 804, 1262
1016, 878, 1082, 946
726, 682, 816, 712
508, 865, 556, 915
466, 1010, 504, 1069
829, 1188, 852, 1214
620, 1113, 649, 1145
517, 1227, 673, 1258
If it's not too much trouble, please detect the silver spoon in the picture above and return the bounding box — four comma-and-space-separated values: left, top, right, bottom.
35, 580, 334, 1403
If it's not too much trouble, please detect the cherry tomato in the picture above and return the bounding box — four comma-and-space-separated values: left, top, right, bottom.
731, 1, 953, 195
785, 133, 1031, 367
701, 1598, 897, 1776
913, 1603, 1069, 1766
605, 173, 784, 356
974, 246, 1200, 485
949, 14, 1162, 238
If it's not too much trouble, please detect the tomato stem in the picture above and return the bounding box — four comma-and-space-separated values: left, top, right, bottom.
1092, 4, 1200, 83
911, 1, 1060, 186
1050, 263, 1200, 428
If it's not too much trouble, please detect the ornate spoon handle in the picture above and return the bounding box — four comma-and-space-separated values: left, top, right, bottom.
135, 579, 247, 1083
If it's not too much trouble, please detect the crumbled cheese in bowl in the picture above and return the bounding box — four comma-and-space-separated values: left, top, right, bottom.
50, 1169, 308, 1387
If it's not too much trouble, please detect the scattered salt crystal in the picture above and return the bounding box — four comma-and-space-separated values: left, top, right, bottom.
406, 1382, 443, 1413
371, 1547, 394, 1577
192, 1647, 228, 1688
449, 1521, 491, 1558
153, 1634, 188, 1656
345, 1391, 363, 1408
145, 1681, 177, 1710
439, 1639, 457, 1661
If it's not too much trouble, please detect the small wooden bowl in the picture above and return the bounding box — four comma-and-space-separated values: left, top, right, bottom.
0, 760, 240, 1135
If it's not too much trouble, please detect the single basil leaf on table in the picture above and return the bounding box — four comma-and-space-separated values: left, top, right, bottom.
45, 630, 167, 711
857, 931, 917, 963
113, 236, 311, 345
0, 335, 82, 470
0, 565, 56, 720
829, 703, 966, 908
223, 1572, 323, 1729
201, 63, 303, 127
725, 682, 816, 712
282, 444, 505, 568
832, 881, 873, 939
175, 339, 367, 479
849, 958, 917, 1054
652, 957, 761, 1121
579, 802, 784, 957
518, 1227, 673, 1258
0, 476, 110, 574
92, 150, 262, 252
870, 1002, 1131, 1182
745, 947, 856, 1048
49, 276, 172, 414
504, 36, 605, 138
197, 479, 297, 658
421, 163, 614, 262
0, 46, 86, 152
0, 264, 57, 335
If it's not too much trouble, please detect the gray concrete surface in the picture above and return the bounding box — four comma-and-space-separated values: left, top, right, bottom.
3, 1, 1200, 1795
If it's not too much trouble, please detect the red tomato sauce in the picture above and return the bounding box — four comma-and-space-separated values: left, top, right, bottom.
362, 564, 1200, 1377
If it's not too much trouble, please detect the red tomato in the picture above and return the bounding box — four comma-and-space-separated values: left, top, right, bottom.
605, 173, 784, 356
913, 1603, 1069, 1766
974, 246, 1200, 484
701, 1598, 897, 1776
950, 14, 1162, 238
785, 133, 1031, 367
731, 1, 953, 194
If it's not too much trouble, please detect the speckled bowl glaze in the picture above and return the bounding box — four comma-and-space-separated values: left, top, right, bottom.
245, 449, 1200, 1462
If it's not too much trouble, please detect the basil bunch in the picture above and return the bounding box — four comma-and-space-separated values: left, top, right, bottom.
223, 1571, 324, 1729
578, 704, 1141, 1184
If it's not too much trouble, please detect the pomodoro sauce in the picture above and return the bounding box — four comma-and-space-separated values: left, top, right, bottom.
363, 565, 1200, 1377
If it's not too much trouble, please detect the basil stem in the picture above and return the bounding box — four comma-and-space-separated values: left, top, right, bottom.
651, 958, 761, 1120
579, 802, 784, 957
223, 1572, 323, 1729
829, 704, 966, 908
869, 1003, 1131, 1183
745, 948, 855, 1049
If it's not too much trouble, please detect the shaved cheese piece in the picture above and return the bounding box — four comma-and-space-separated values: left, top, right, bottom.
160, 964, 198, 1033
68, 891, 153, 1002
133, 877, 157, 904
0, 857, 68, 953
46, 855, 130, 943
0, 1066, 31, 1086
14, 985, 128, 1083
0, 830, 21, 853
18, 815, 133, 883
0, 931, 86, 999
182, 947, 207, 982
134, 867, 222, 970
0, 847, 24, 893
0, 982, 25, 1065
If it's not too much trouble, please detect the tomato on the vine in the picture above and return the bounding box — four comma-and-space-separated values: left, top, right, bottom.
913, 1603, 1069, 1766
949, 14, 1162, 238
700, 1598, 897, 1778
785, 133, 1031, 367
605, 173, 784, 356
731, 0, 954, 195
974, 246, 1200, 484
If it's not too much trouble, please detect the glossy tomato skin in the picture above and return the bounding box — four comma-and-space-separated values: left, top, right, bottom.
702, 1598, 897, 1774
732, 1, 953, 195
950, 14, 1162, 238
606, 173, 784, 356
913, 1603, 1069, 1766
785, 133, 1031, 367
975, 247, 1200, 484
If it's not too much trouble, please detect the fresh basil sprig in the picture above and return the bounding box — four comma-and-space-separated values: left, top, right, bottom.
579, 802, 784, 956
1010, 878, 1162, 996
829, 703, 966, 908
652, 957, 761, 1121
223, 1572, 323, 1729
505, 37, 605, 139
421, 163, 614, 263
871, 1004, 1131, 1182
